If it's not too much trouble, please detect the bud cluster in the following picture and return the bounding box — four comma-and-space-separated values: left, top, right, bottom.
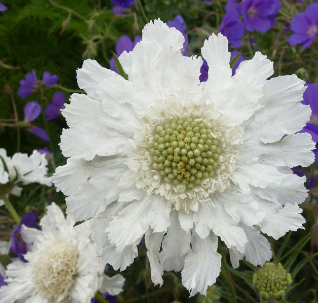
147, 117, 224, 188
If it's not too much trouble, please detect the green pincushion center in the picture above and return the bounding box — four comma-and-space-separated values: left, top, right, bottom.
147, 117, 223, 188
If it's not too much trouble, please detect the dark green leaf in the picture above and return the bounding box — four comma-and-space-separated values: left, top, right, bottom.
291, 252, 318, 279
284, 237, 310, 271
112, 52, 128, 80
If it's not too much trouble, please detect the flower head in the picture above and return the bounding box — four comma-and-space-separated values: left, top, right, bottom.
54, 19, 314, 296
0, 149, 52, 206
289, 4, 318, 49
10, 210, 39, 262
219, 10, 245, 48
23, 101, 50, 141
42, 71, 59, 87
0, 203, 125, 303
45, 91, 66, 121
241, 0, 281, 32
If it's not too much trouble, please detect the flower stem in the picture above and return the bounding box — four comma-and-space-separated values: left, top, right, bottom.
1, 195, 20, 224
220, 267, 237, 303
52, 84, 84, 94
94, 292, 109, 303
136, 0, 148, 23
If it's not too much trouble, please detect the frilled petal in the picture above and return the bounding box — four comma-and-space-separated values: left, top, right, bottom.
100, 274, 125, 296
181, 232, 221, 296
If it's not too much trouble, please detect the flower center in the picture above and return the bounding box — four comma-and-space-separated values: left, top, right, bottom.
247, 6, 257, 18
308, 25, 318, 37
147, 117, 221, 189
33, 238, 78, 302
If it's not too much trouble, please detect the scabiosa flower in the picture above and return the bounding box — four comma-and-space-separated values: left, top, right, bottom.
45, 92, 66, 121
10, 210, 39, 262
0, 203, 125, 303
110, 36, 142, 73
24, 101, 50, 141
289, 4, 318, 49
54, 20, 314, 296
167, 15, 188, 55
241, 0, 281, 32
219, 10, 245, 48
18, 70, 58, 99
0, 148, 52, 206
0, 0, 7, 12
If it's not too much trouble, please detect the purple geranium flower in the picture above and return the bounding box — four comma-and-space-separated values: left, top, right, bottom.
225, 0, 242, 12
111, 0, 134, 8
17, 70, 59, 99
91, 293, 117, 303
45, 92, 65, 121
241, 0, 281, 32
219, 10, 245, 48
10, 210, 39, 262
24, 101, 50, 141
200, 51, 245, 82
0, 0, 7, 12
289, 4, 318, 49
167, 15, 188, 55
110, 35, 142, 72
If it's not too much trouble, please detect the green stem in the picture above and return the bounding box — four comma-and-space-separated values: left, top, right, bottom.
136, 0, 148, 23
1, 195, 20, 224
52, 84, 84, 94
220, 268, 237, 303
94, 292, 109, 303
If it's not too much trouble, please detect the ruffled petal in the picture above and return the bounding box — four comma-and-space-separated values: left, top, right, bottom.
100, 274, 125, 296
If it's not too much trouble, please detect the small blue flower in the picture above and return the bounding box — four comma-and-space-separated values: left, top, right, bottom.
45, 92, 65, 121
111, 0, 134, 8
289, 4, 318, 49
10, 210, 39, 262
0, 0, 7, 12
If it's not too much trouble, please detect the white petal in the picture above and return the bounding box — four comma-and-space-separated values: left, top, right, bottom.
241, 225, 272, 267
159, 211, 191, 272
229, 248, 244, 269
100, 274, 125, 295
148, 195, 171, 233
178, 211, 193, 233
76, 59, 117, 97
209, 202, 247, 253
258, 201, 305, 240
118, 186, 146, 203
106, 200, 151, 251
193, 203, 214, 239
145, 229, 165, 286
260, 74, 305, 106
181, 232, 221, 296
218, 191, 264, 226
231, 163, 283, 193
244, 102, 311, 144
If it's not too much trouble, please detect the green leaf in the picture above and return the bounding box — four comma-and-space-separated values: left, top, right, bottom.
284, 236, 310, 271
0, 155, 9, 174
275, 231, 292, 263
217, 239, 229, 277
112, 52, 128, 80
228, 266, 253, 287
291, 252, 318, 279
242, 260, 258, 271
286, 278, 305, 293
230, 52, 241, 69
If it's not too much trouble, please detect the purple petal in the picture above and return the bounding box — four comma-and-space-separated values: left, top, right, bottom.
307, 176, 317, 189
0, 274, 6, 287
28, 127, 50, 141
17, 70, 37, 99
11, 210, 39, 262
220, 10, 245, 47
231, 51, 245, 75
91, 293, 117, 303
289, 33, 311, 46
109, 57, 117, 72
111, 0, 134, 8
133, 36, 142, 46
42, 71, 59, 87
52, 91, 66, 107
303, 84, 318, 118
0, 2, 8, 12
305, 3, 318, 24
199, 58, 209, 82
24, 101, 41, 122
291, 13, 311, 33
300, 123, 318, 142
38, 147, 52, 155
225, 0, 241, 12
112, 6, 125, 14
45, 103, 62, 121
301, 36, 316, 48
116, 36, 134, 56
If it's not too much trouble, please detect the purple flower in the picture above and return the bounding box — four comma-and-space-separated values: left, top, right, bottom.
289, 4, 318, 49
112, 6, 125, 14
167, 15, 188, 55
241, 0, 281, 32
24, 101, 50, 141
0, 274, 6, 287
0, 0, 7, 12
111, 0, 134, 8
10, 210, 39, 262
110, 35, 141, 72
42, 71, 59, 87
18, 70, 37, 99
18, 70, 59, 99
45, 92, 65, 121
91, 293, 117, 303
199, 51, 245, 82
219, 10, 245, 48
226, 0, 242, 12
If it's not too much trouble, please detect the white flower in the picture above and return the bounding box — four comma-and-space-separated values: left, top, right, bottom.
53, 19, 314, 296
0, 149, 52, 206
0, 203, 125, 303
